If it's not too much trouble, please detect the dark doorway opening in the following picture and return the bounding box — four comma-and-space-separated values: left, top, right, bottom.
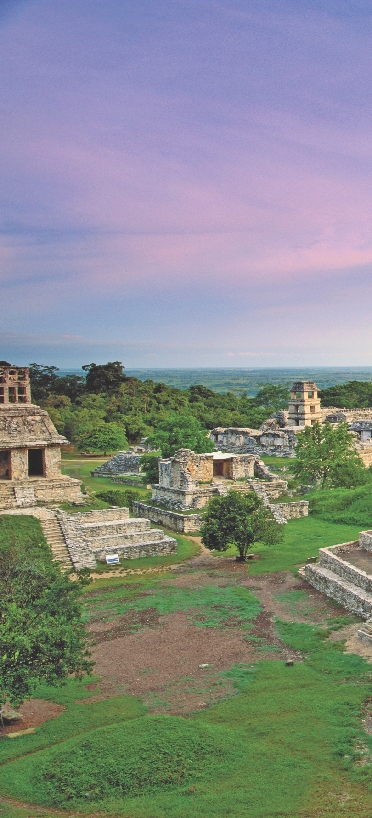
0, 450, 10, 479
213, 460, 224, 477
28, 449, 44, 477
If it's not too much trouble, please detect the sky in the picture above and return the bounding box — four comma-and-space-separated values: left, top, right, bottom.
1, 0, 372, 368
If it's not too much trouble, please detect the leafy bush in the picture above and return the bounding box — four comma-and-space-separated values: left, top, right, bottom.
0, 516, 92, 706
95, 488, 141, 510
140, 453, 160, 484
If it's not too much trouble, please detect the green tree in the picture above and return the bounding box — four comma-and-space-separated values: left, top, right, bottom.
147, 413, 215, 458
140, 454, 160, 484
75, 422, 128, 455
0, 520, 92, 707
82, 362, 126, 395
200, 490, 283, 561
320, 380, 372, 409
293, 421, 366, 487
252, 383, 290, 413
29, 364, 60, 403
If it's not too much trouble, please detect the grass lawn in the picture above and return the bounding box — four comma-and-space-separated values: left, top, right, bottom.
261, 455, 295, 469
2, 619, 372, 817
61, 454, 151, 500
213, 516, 361, 574
4, 477, 372, 817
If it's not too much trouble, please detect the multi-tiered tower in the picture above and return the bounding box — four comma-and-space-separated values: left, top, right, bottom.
287, 381, 321, 427
0, 364, 83, 508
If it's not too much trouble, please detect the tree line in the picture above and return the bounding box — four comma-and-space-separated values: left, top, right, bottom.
29, 362, 290, 454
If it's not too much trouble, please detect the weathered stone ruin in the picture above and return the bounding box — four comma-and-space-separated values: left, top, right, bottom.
210, 425, 297, 457
288, 381, 322, 427
151, 448, 270, 510
147, 448, 308, 528
57, 507, 177, 570
0, 365, 83, 509
210, 380, 372, 463
92, 449, 143, 477
304, 532, 372, 641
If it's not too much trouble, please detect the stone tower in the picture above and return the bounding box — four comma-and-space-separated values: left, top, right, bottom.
0, 364, 83, 508
287, 381, 321, 427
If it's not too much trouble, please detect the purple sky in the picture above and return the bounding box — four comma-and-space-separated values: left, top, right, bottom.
2, 0, 372, 367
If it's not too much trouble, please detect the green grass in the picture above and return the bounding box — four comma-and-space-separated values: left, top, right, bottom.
61, 456, 150, 498
0, 678, 145, 768
309, 484, 372, 528
213, 516, 361, 574
85, 580, 261, 628
93, 532, 200, 573
261, 455, 295, 469
3, 624, 372, 816
0, 514, 47, 555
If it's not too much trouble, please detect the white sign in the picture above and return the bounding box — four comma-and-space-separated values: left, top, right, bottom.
106, 554, 119, 565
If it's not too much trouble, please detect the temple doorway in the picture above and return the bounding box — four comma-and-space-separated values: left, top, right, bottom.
0, 450, 10, 479
28, 449, 44, 477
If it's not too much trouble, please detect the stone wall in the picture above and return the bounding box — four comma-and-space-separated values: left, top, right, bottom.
58, 512, 97, 571
133, 501, 201, 532
359, 531, 372, 551
74, 507, 130, 523
151, 483, 218, 510
44, 445, 62, 478
93, 539, 177, 561
10, 447, 28, 479
272, 500, 308, 520
305, 560, 372, 619
92, 451, 142, 476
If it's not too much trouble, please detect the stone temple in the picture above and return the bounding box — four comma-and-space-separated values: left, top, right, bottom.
0, 364, 83, 509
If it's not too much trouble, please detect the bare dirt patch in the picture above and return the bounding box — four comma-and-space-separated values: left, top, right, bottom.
91, 609, 292, 714
0, 699, 65, 736
244, 571, 349, 624
340, 546, 372, 575
329, 623, 372, 661
88, 607, 161, 642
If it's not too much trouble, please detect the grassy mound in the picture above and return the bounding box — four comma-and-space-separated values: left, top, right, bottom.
2, 716, 227, 807
309, 484, 372, 528
85, 582, 261, 628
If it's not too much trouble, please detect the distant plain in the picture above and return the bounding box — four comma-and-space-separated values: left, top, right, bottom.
59, 367, 372, 395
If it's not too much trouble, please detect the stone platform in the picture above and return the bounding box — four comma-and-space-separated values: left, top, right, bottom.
58, 507, 177, 570
304, 532, 372, 625
0, 476, 82, 509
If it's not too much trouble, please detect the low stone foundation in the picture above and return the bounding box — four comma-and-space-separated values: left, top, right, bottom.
273, 501, 308, 520
132, 502, 201, 533
305, 535, 372, 619
0, 476, 83, 510
57, 507, 177, 569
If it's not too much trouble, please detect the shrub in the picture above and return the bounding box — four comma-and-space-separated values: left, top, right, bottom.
95, 488, 141, 510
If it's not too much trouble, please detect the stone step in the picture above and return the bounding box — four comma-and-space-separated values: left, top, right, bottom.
318, 548, 372, 593
305, 563, 372, 619
40, 517, 73, 570
93, 536, 177, 561
89, 528, 167, 549
81, 518, 151, 538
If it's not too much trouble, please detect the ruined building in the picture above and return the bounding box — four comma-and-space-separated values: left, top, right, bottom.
0, 364, 83, 509
287, 381, 322, 427
151, 448, 285, 511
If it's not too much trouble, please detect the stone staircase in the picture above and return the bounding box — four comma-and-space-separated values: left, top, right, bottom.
305, 542, 372, 619
0, 483, 16, 509
82, 515, 176, 561
57, 508, 177, 569
40, 515, 73, 571
358, 619, 372, 645
248, 479, 288, 524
